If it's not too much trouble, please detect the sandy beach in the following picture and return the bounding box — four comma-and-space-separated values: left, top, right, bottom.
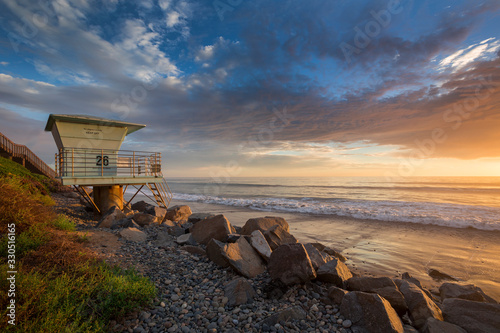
165, 198, 500, 300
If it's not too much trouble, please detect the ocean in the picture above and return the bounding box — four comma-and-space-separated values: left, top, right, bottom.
164, 177, 500, 231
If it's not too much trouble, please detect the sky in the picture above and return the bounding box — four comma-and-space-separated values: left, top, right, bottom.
0, 0, 499, 178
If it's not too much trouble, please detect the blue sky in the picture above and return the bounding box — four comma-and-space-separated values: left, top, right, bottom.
0, 0, 499, 177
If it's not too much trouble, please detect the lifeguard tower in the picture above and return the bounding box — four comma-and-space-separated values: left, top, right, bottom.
45, 114, 172, 214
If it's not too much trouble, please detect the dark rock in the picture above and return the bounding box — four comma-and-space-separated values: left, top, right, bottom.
421, 317, 467, 333
316, 258, 353, 288
227, 234, 241, 243
268, 243, 316, 286
340, 291, 404, 333
130, 200, 153, 212
165, 205, 192, 222
222, 237, 266, 278
260, 306, 306, 327
119, 227, 147, 242
187, 213, 216, 224
403, 324, 419, 333
428, 268, 458, 282
304, 243, 332, 270
439, 282, 498, 304
346, 277, 407, 315
442, 298, 500, 333
97, 206, 126, 228
264, 224, 298, 250
240, 216, 290, 235
180, 245, 206, 256
131, 212, 157, 226
224, 277, 256, 306
206, 239, 230, 268
396, 279, 443, 329
167, 225, 185, 237
190, 214, 236, 245
146, 206, 167, 219
152, 230, 175, 248
327, 286, 348, 304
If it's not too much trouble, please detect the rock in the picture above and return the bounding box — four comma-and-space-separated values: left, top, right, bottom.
396, 279, 443, 329
310, 243, 347, 262
119, 227, 147, 242
188, 213, 216, 224
161, 219, 176, 227
403, 324, 419, 333
110, 217, 131, 229
227, 234, 241, 243
176, 233, 196, 245
340, 291, 404, 333
224, 277, 256, 306
167, 225, 185, 237
165, 205, 192, 222
316, 258, 353, 288
263, 224, 298, 250
268, 243, 316, 286
327, 286, 348, 304
304, 243, 332, 270
346, 276, 407, 315
146, 206, 167, 219
421, 317, 467, 333
206, 239, 230, 268
428, 268, 458, 282
439, 282, 498, 304
180, 245, 206, 256
250, 230, 272, 261
260, 305, 307, 327
442, 298, 500, 333
240, 216, 290, 235
402, 272, 423, 289
222, 237, 266, 278
132, 213, 157, 226
96, 206, 126, 228
152, 231, 175, 248
190, 214, 236, 245
131, 200, 153, 212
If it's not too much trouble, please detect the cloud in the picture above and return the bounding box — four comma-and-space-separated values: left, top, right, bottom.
439, 38, 500, 72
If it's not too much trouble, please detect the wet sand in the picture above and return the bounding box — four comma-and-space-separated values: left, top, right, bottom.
167, 199, 500, 300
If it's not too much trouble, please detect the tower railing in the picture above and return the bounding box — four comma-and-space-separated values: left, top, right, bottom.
55, 147, 162, 179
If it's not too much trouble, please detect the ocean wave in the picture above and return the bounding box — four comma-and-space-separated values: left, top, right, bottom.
172, 192, 500, 231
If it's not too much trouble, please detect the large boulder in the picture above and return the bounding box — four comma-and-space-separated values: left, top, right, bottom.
268, 243, 316, 286
165, 205, 192, 222
224, 277, 256, 306
439, 282, 498, 304
240, 216, 289, 235
442, 298, 500, 333
396, 279, 443, 329
249, 230, 272, 261
340, 291, 404, 333
304, 243, 333, 270
130, 200, 153, 212
119, 227, 147, 242
131, 212, 157, 226
264, 224, 298, 250
188, 213, 216, 224
346, 277, 407, 315
206, 239, 230, 268
316, 258, 353, 288
327, 286, 348, 304
222, 237, 266, 278
421, 317, 467, 333
146, 206, 167, 219
189, 214, 236, 245
97, 206, 126, 228
176, 233, 196, 245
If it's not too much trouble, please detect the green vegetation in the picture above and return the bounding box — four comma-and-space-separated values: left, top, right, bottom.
0, 156, 156, 332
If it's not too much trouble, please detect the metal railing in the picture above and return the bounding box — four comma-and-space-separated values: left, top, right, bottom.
55, 147, 162, 179
0, 131, 56, 179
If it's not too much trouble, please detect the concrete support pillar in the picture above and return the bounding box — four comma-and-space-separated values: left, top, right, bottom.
93, 185, 123, 213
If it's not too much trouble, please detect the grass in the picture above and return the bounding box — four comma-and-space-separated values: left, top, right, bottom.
0, 157, 156, 332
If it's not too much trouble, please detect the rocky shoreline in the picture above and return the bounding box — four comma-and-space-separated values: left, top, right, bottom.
53, 192, 500, 333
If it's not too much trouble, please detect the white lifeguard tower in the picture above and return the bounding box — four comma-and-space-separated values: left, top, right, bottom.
45, 114, 172, 214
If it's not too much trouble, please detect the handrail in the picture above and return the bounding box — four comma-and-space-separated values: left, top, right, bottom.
0, 131, 56, 179
55, 147, 162, 179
